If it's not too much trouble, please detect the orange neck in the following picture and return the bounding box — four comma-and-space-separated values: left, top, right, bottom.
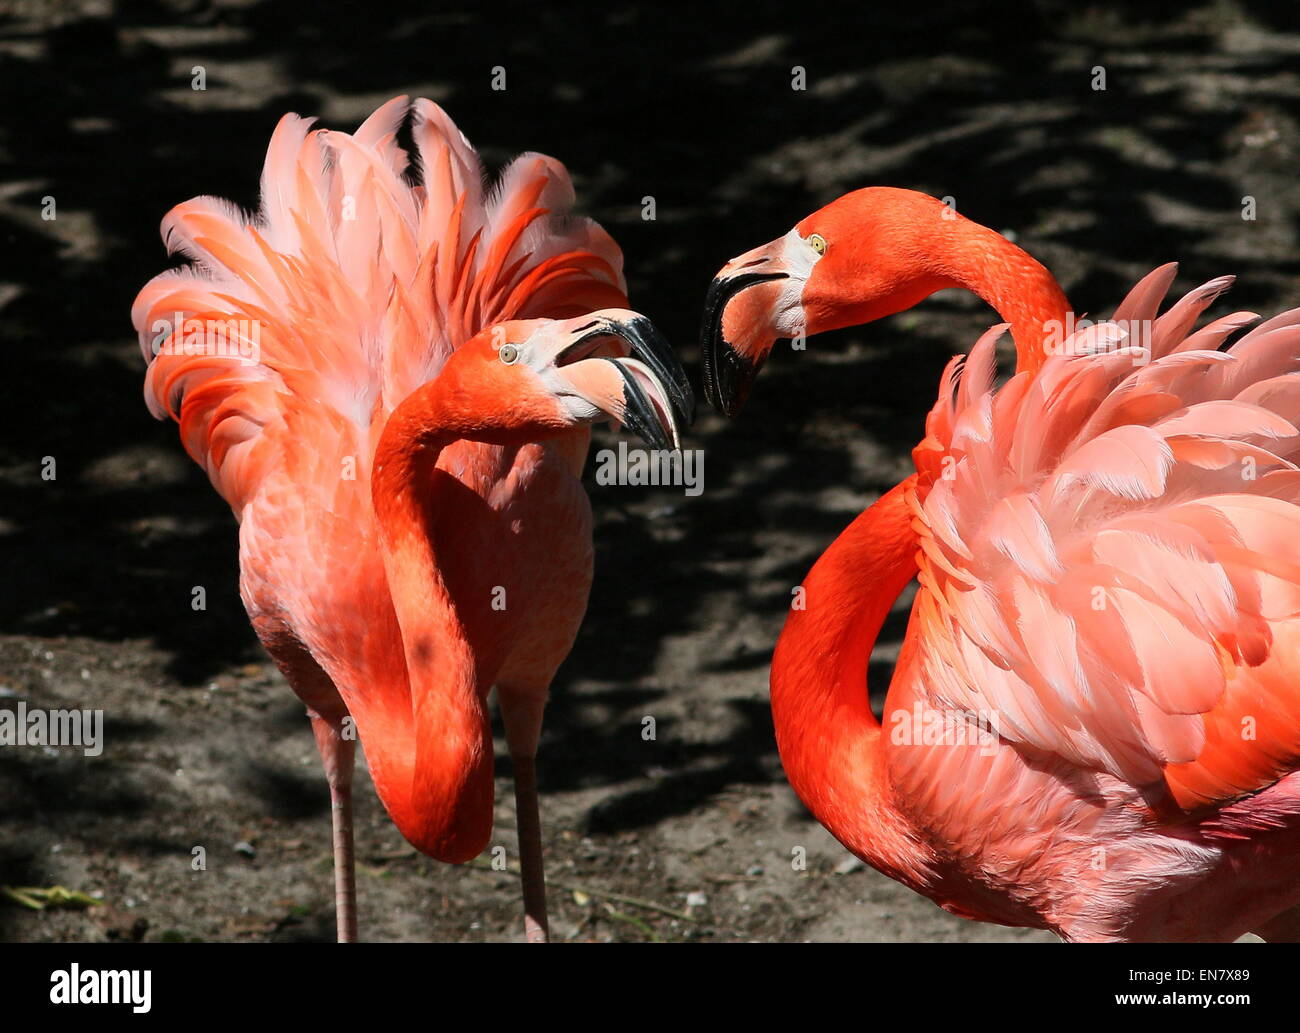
771, 478, 935, 883
365, 381, 496, 863
927, 215, 1070, 375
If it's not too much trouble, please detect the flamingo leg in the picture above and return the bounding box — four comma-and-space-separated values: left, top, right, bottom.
511, 752, 549, 943
310, 713, 359, 943
499, 689, 549, 943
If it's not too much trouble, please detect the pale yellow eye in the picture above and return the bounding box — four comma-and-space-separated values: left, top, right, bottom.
808, 233, 827, 255
498, 343, 520, 364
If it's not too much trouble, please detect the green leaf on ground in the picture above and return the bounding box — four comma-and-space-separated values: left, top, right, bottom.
1, 885, 103, 910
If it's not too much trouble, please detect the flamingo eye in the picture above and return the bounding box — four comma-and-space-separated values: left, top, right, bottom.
498, 343, 520, 364
808, 233, 827, 255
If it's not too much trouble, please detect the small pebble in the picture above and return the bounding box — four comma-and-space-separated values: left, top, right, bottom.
233, 841, 256, 858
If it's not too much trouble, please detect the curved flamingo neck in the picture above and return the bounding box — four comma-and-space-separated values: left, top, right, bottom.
926, 215, 1070, 375
366, 381, 495, 863
771, 478, 931, 881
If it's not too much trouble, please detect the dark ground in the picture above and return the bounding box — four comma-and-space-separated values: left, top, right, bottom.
2, 0, 1298, 942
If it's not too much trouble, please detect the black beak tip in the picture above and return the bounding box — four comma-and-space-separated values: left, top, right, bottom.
716, 350, 758, 419
619, 314, 696, 431
608, 360, 677, 452
700, 271, 784, 419
700, 323, 759, 420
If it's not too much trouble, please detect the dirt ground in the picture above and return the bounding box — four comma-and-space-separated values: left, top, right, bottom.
2, 0, 1298, 942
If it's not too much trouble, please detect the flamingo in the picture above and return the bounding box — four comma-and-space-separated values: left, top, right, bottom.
700, 187, 1300, 941
132, 97, 692, 942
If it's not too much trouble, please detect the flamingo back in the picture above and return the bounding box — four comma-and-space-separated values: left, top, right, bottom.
131, 96, 627, 514
909, 265, 1300, 813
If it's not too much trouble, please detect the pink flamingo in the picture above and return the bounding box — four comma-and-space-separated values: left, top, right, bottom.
701, 187, 1300, 941
134, 97, 691, 942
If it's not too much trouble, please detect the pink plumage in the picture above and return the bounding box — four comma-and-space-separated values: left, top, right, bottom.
704, 187, 1300, 941
133, 96, 624, 511
133, 96, 655, 942
897, 269, 1300, 937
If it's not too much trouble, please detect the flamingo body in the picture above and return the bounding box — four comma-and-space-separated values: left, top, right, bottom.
238, 433, 593, 860
133, 96, 686, 939
704, 188, 1300, 941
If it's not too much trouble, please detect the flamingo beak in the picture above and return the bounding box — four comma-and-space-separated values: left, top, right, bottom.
564, 311, 695, 429
700, 240, 790, 418
609, 359, 680, 451
555, 312, 691, 451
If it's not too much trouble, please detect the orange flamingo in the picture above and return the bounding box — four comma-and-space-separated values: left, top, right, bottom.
701, 187, 1300, 941
133, 97, 691, 942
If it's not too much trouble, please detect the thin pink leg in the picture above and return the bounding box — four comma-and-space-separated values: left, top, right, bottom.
311, 714, 359, 943
500, 690, 549, 943
512, 752, 549, 943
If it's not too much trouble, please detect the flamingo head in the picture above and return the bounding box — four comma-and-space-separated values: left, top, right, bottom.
431, 309, 694, 449
701, 187, 957, 416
